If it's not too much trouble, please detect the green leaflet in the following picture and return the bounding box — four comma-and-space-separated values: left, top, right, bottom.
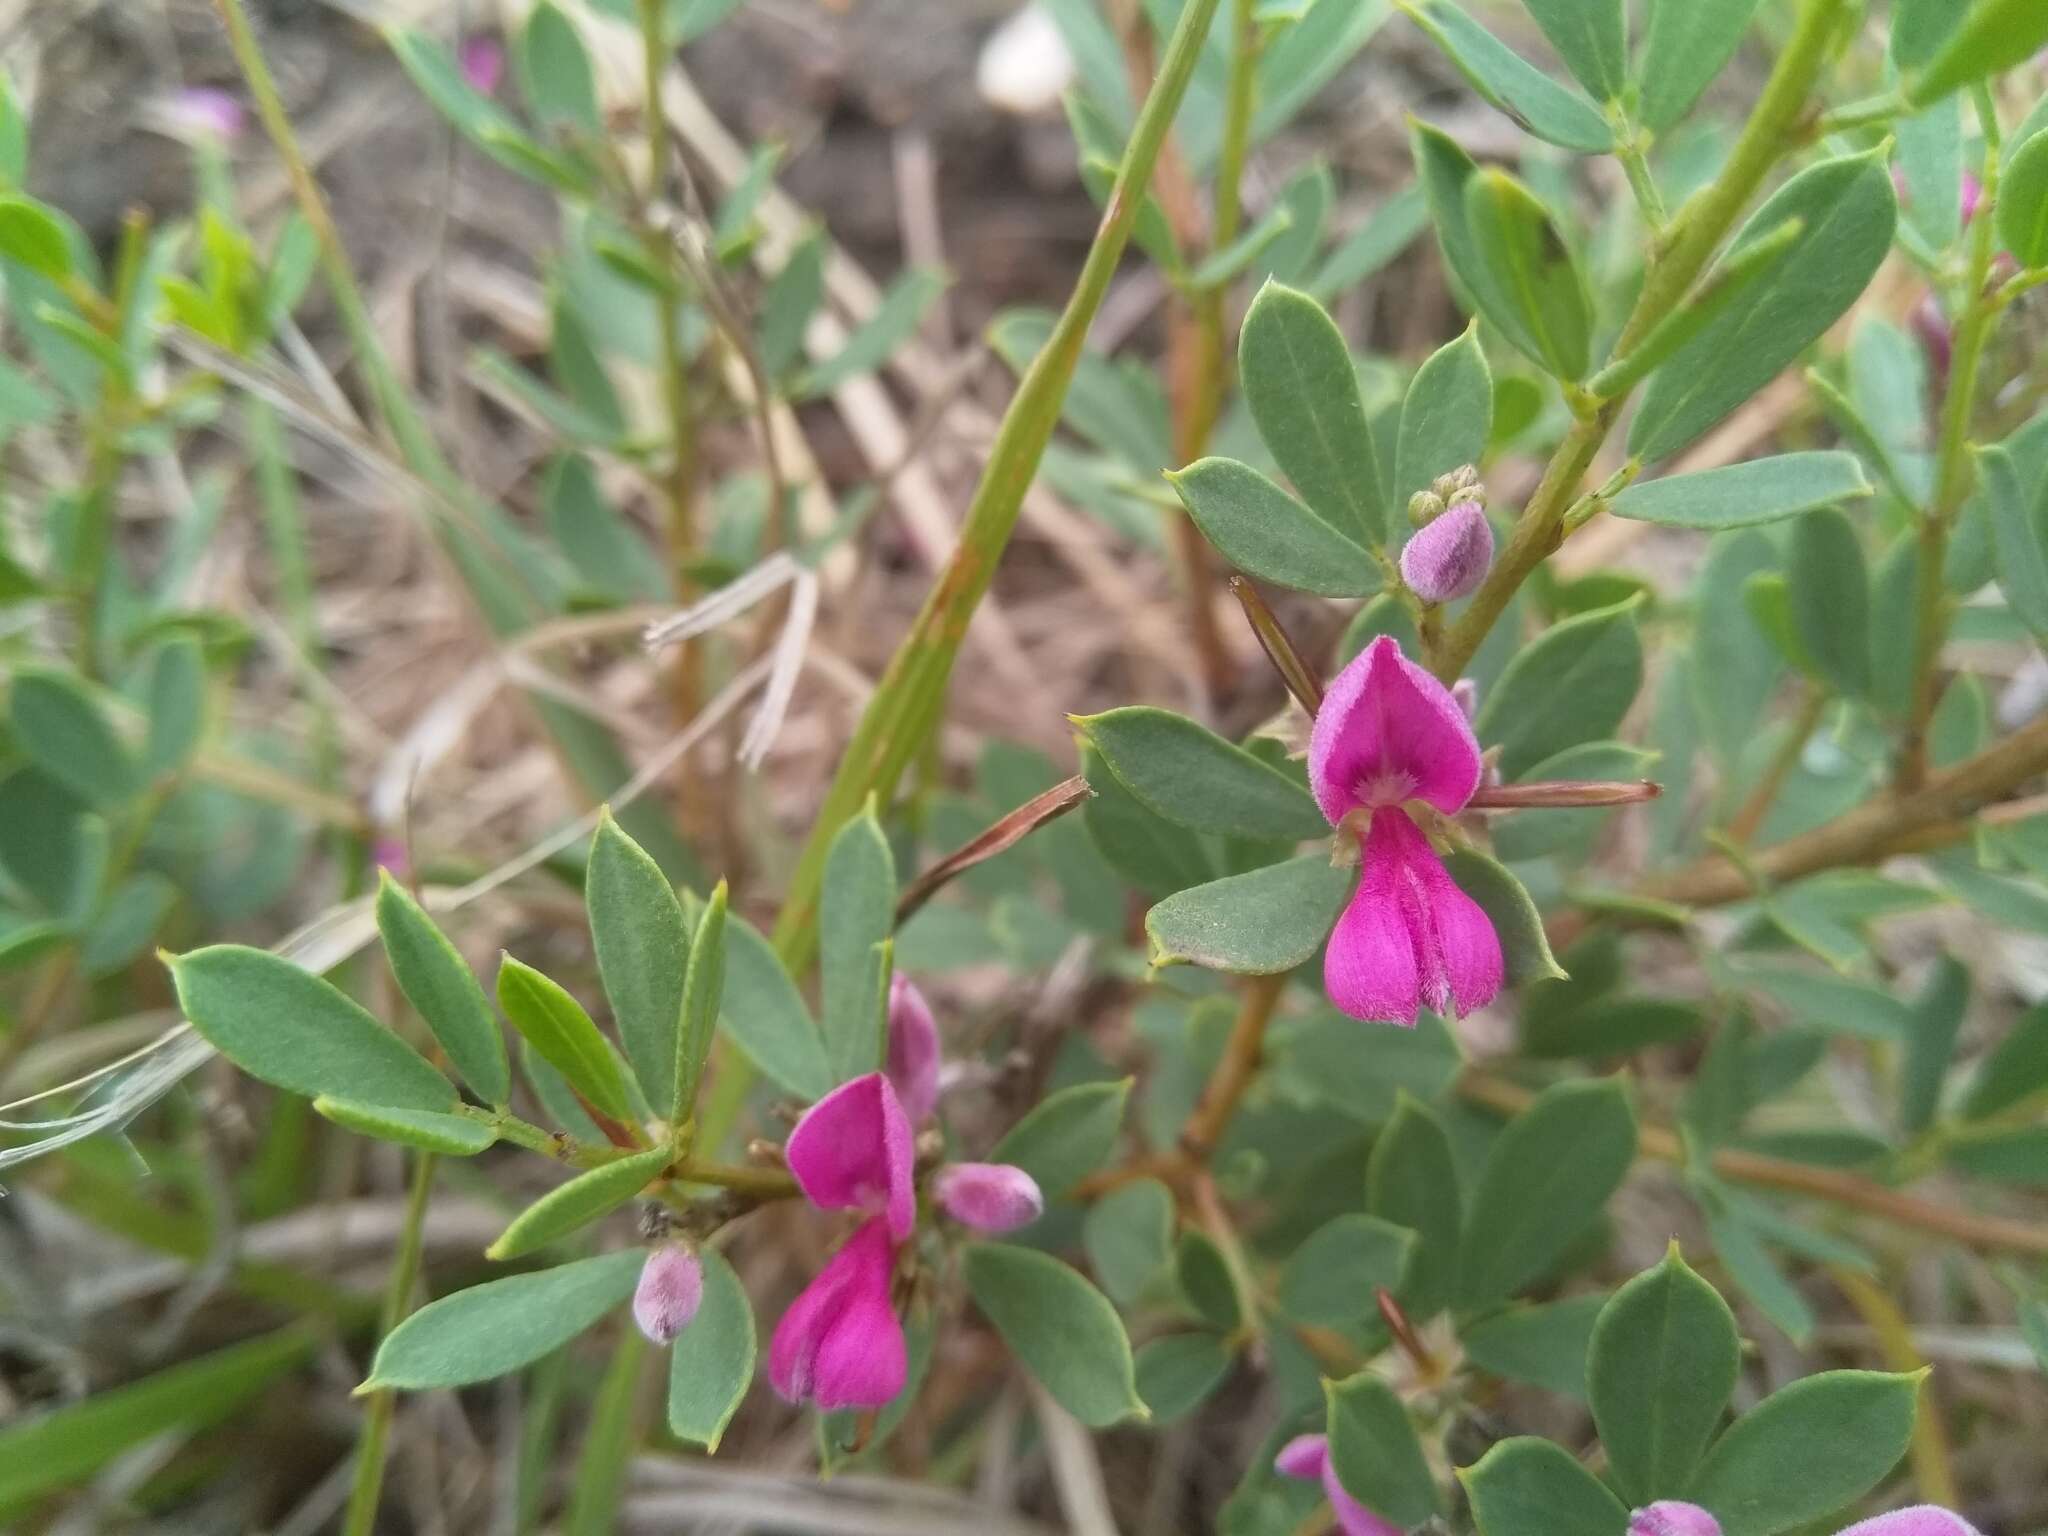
1077, 707, 1325, 841
1609, 452, 1873, 529
963, 1244, 1146, 1427
1145, 854, 1354, 974
377, 874, 509, 1105
1167, 458, 1380, 596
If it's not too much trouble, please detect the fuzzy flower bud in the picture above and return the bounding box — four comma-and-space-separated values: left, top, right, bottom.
932, 1162, 1043, 1233
1431, 463, 1482, 502
1399, 497, 1493, 603
1407, 489, 1445, 528
632, 1244, 704, 1345
1631, 1505, 1723, 1536
164, 87, 246, 143
459, 35, 506, 95
1451, 678, 1479, 722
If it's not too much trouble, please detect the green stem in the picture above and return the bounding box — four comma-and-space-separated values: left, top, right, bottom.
760, 0, 1227, 979
1901, 120, 2003, 789
342, 1151, 438, 1536
248, 396, 339, 793
565, 1327, 650, 1536
1431, 0, 1850, 682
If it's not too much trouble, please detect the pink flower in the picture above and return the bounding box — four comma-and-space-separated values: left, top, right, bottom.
768, 1217, 907, 1409
1631, 1504, 1723, 1536
1273, 1434, 1404, 1536
885, 974, 942, 1123
1309, 636, 1502, 1025
1960, 171, 1983, 225
1399, 499, 1493, 603
167, 86, 246, 142
459, 35, 505, 95
1833, 1511, 1982, 1536
631, 1244, 703, 1345
932, 1162, 1043, 1233
784, 1072, 915, 1240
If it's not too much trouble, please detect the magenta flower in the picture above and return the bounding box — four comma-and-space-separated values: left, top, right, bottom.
1631, 1504, 1980, 1536
768, 1217, 907, 1409
885, 974, 942, 1123
783, 1072, 915, 1240
1399, 498, 1493, 603
631, 1243, 704, 1345
1631, 1504, 1724, 1536
167, 86, 246, 143
459, 35, 505, 95
932, 1162, 1043, 1233
1309, 636, 1502, 1025
1274, 1434, 1403, 1536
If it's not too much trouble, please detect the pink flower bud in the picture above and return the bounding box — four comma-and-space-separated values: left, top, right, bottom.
459, 35, 505, 95
1451, 678, 1479, 722
1631, 1504, 1723, 1536
373, 836, 411, 879
631, 1244, 704, 1344
167, 87, 246, 143
1272, 1434, 1403, 1536
1833, 1509, 1983, 1536
885, 973, 942, 1123
1399, 498, 1493, 604
932, 1162, 1043, 1233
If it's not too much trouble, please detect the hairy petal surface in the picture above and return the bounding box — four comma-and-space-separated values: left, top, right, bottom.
767, 1218, 906, 1409
1309, 636, 1482, 822
933, 1162, 1044, 1233
784, 1072, 916, 1239
1324, 808, 1502, 1025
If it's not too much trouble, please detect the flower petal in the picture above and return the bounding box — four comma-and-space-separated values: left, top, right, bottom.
784, 1072, 916, 1239
1832, 1509, 1983, 1536
768, 1218, 906, 1409
886, 974, 943, 1123
1325, 809, 1502, 1024
1274, 1433, 1330, 1482
1308, 635, 1482, 822
933, 1162, 1044, 1233
1631, 1503, 1725, 1536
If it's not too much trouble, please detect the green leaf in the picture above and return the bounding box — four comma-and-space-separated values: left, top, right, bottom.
1084, 1178, 1176, 1303
1077, 707, 1324, 840
1135, 1334, 1234, 1423
1610, 452, 1873, 529
758, 230, 825, 379
1252, 0, 1393, 145
1175, 1230, 1242, 1329
794, 267, 946, 398
586, 808, 689, 1118
1522, 996, 1702, 1058
543, 455, 666, 606
1999, 131, 2048, 268
963, 1244, 1146, 1427
1492, 740, 1655, 864
1460, 1436, 1629, 1536
1520, 0, 1625, 100
1308, 185, 1429, 301
990, 1078, 1131, 1200
1686, 1371, 1920, 1536
1693, 531, 1784, 763
496, 955, 636, 1125
1462, 170, 1591, 379
668, 1248, 755, 1449
676, 880, 728, 1119
1944, 1125, 2048, 1185
1475, 599, 1642, 779
1278, 1215, 1414, 1327
313, 1097, 498, 1156
719, 913, 832, 1098
1326, 1372, 1441, 1524
1397, 0, 1612, 152
139, 634, 206, 780
1897, 96, 1965, 252
1442, 846, 1567, 990
517, 1, 600, 132
1394, 323, 1492, 506
488, 1144, 673, 1260
1255, 160, 1334, 287
1457, 1077, 1636, 1308
170, 945, 455, 1113
365, 1251, 645, 1390
1901, 953, 1967, 1135
1635, 0, 1763, 131
1589, 1248, 1740, 1503
0, 768, 88, 917
77, 873, 174, 977
9, 669, 136, 808
1961, 1001, 2048, 1119
384, 28, 578, 188
0, 1326, 316, 1508
1905, 0, 2048, 108
1367, 1092, 1462, 1318
0, 74, 24, 190
0, 194, 74, 280
1187, 203, 1296, 288
1630, 151, 1897, 461
1237, 280, 1388, 544
1167, 458, 1379, 596
1788, 505, 1872, 698
1146, 854, 1353, 974
820, 803, 897, 1082
377, 873, 509, 1105
1459, 1294, 1603, 1399
1983, 444, 2048, 646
